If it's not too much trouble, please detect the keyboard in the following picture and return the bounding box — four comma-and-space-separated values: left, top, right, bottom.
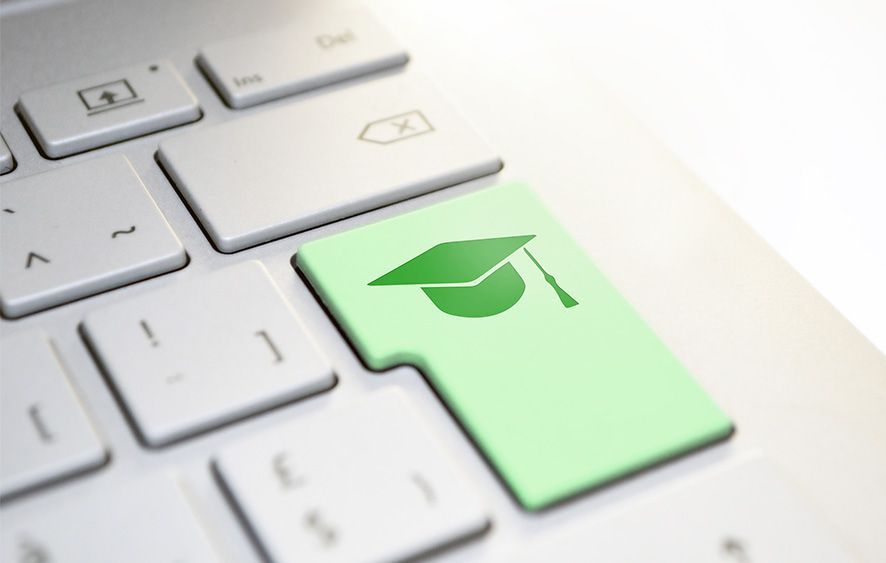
2, 1, 883, 561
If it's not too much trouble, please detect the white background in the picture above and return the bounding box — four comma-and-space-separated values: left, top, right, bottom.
524, 0, 886, 353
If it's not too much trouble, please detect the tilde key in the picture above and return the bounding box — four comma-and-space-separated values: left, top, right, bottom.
295, 182, 733, 510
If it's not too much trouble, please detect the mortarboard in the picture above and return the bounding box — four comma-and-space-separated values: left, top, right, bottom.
369, 234, 578, 318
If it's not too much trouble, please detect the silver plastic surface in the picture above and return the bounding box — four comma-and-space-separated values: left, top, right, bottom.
0, 134, 13, 174
0, 0, 883, 560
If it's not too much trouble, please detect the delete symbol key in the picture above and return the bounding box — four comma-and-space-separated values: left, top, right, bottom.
78, 79, 140, 114
359, 110, 433, 144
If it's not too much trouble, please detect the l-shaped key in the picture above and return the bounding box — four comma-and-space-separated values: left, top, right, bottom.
295, 182, 734, 510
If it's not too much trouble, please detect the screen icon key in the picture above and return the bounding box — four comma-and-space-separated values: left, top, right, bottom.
77, 79, 141, 114
17, 60, 200, 157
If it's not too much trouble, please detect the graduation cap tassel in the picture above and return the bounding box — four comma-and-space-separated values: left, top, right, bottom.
523, 248, 579, 308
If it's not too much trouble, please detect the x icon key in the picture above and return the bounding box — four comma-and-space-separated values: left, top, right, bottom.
359, 110, 434, 144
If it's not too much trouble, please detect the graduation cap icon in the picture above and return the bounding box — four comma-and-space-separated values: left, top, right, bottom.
369, 235, 579, 318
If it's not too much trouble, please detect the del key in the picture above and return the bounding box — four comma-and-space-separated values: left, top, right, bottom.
198, 6, 408, 108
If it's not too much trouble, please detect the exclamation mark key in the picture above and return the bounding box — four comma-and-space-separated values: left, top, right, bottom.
82, 261, 335, 447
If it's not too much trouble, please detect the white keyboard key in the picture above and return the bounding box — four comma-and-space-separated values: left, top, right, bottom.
158, 73, 501, 252
0, 155, 186, 318
18, 59, 200, 158
199, 7, 408, 109
0, 475, 219, 562
0, 134, 14, 174
82, 261, 334, 447
504, 457, 854, 562
215, 389, 488, 563
0, 331, 106, 500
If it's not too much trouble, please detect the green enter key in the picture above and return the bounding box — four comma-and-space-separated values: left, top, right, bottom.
295, 182, 733, 510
